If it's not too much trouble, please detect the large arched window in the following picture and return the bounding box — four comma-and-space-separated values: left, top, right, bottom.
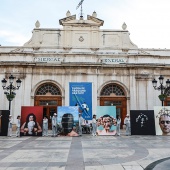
100, 84, 125, 96
36, 83, 61, 95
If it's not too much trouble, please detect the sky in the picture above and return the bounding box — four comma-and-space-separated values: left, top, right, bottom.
0, 0, 170, 49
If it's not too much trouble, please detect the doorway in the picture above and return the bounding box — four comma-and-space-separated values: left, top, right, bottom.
99, 83, 127, 129
34, 96, 62, 129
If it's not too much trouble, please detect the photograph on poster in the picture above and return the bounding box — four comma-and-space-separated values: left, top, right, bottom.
0, 110, 10, 136
130, 110, 156, 135
154, 106, 170, 136
69, 82, 92, 120
96, 106, 117, 136
20, 106, 43, 136
58, 106, 79, 137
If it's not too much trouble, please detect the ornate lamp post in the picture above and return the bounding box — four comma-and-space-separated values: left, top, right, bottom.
152, 75, 170, 106
1, 75, 22, 112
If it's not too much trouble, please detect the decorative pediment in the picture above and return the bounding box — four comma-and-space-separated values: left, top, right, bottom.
59, 14, 104, 27
59, 15, 76, 25
87, 15, 104, 26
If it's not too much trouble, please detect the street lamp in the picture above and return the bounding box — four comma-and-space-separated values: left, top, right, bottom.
152, 75, 170, 106
1, 75, 22, 112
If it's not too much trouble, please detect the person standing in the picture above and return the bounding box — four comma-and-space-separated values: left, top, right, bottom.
43, 116, 48, 136
8, 115, 12, 137
124, 114, 131, 136
16, 115, 21, 137
92, 115, 97, 136
116, 115, 121, 136
52, 113, 58, 137
78, 113, 84, 136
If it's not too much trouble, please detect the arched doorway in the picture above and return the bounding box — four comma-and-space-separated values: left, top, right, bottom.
100, 83, 127, 128
34, 83, 62, 128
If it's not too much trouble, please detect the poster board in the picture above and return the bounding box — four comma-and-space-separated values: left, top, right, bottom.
20, 106, 43, 136
96, 106, 117, 136
57, 106, 79, 136
154, 106, 170, 136
69, 82, 92, 120
130, 110, 156, 135
0, 110, 10, 136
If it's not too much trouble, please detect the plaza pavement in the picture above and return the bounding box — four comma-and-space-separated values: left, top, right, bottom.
0, 131, 170, 170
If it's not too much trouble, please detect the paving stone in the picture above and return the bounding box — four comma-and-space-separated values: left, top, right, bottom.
0, 130, 170, 169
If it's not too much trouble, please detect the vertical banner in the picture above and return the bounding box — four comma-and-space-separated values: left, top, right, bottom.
130, 110, 156, 135
154, 106, 170, 136
58, 106, 79, 136
20, 106, 43, 136
69, 82, 92, 120
96, 106, 117, 136
0, 110, 10, 136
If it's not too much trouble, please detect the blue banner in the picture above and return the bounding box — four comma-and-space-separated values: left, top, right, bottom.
69, 82, 92, 120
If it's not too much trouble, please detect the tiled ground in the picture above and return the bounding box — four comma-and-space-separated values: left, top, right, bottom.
0, 132, 170, 170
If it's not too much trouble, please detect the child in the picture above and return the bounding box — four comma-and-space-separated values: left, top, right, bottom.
8, 115, 12, 137
43, 116, 48, 136
92, 114, 97, 136
16, 115, 21, 137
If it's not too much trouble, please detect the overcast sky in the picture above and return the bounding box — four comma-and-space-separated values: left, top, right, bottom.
1, 0, 170, 49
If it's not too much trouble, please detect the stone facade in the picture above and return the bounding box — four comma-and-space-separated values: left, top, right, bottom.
0, 11, 170, 125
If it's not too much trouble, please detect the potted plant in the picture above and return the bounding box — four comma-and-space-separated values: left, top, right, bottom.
158, 94, 167, 101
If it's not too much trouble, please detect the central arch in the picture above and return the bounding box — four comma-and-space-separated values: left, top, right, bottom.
34, 82, 62, 128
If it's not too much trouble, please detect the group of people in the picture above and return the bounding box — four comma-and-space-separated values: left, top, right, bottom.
7, 113, 132, 137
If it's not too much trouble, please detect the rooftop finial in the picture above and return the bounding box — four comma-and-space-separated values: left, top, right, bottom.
66, 10, 71, 17
122, 22, 127, 30
35, 20, 40, 28
92, 11, 97, 17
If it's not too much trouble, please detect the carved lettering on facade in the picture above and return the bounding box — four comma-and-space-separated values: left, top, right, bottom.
101, 58, 127, 64
34, 57, 63, 63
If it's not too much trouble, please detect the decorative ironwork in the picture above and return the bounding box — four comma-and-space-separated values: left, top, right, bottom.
152, 75, 170, 106
100, 84, 125, 96
1, 75, 22, 111
36, 83, 61, 95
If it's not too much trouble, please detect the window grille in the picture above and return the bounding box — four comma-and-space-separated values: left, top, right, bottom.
36, 83, 61, 95
100, 84, 125, 96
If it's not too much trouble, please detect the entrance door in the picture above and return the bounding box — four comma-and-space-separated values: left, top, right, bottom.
100, 97, 127, 128
34, 96, 62, 129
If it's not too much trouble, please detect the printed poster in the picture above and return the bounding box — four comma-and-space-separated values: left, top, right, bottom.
20, 106, 43, 136
96, 106, 117, 136
57, 106, 79, 136
154, 106, 170, 136
69, 82, 92, 120
130, 110, 156, 135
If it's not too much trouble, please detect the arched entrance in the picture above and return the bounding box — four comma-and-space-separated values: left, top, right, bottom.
34, 83, 62, 128
100, 83, 127, 128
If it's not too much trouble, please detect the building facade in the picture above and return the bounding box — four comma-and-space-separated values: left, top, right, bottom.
1, 11, 170, 127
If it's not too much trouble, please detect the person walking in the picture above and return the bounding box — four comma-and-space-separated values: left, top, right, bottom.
116, 115, 121, 136
8, 115, 13, 137
16, 115, 21, 137
124, 114, 131, 136
92, 114, 97, 136
52, 113, 58, 137
78, 113, 84, 136
43, 116, 48, 136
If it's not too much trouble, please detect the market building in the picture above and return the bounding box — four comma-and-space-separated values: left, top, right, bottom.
1, 11, 170, 128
